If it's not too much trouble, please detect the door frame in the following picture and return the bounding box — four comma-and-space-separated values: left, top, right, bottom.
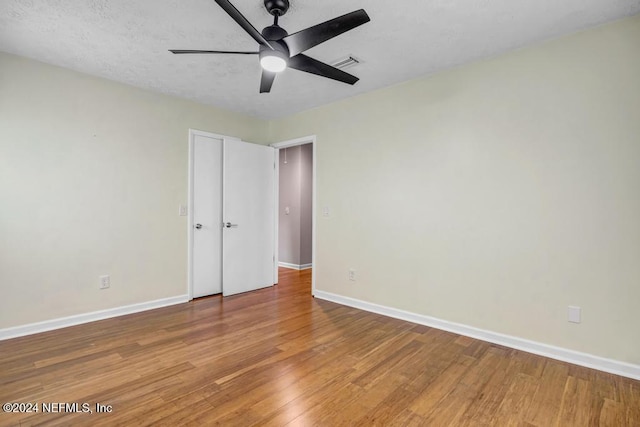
187, 129, 240, 300
270, 135, 317, 296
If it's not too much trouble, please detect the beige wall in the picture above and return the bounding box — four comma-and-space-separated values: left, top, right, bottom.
0, 52, 267, 328
269, 15, 640, 364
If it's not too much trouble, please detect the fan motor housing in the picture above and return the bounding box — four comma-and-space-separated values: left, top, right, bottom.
262, 24, 288, 41
264, 0, 289, 17
259, 38, 290, 57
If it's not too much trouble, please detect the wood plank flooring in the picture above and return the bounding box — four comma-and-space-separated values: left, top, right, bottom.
1, 268, 639, 426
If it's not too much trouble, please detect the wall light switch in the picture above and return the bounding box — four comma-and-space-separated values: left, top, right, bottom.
322, 206, 330, 217
179, 205, 188, 216
568, 306, 581, 323
100, 275, 111, 289
285, 206, 290, 215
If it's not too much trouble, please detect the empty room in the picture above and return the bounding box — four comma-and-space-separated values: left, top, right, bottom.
1, 0, 639, 425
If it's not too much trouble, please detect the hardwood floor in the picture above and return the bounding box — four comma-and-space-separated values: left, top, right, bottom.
1, 268, 638, 426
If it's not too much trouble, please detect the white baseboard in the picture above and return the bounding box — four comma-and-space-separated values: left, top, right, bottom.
279, 262, 313, 270
0, 295, 190, 341
314, 290, 640, 381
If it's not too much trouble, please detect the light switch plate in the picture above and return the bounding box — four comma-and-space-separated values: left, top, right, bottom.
179, 205, 188, 216
99, 275, 110, 289
568, 306, 581, 323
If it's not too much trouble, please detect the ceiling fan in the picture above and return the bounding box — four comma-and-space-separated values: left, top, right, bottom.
170, 0, 370, 93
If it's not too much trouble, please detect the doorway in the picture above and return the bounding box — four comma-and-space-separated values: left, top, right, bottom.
271, 136, 317, 295
278, 144, 312, 270
188, 129, 276, 299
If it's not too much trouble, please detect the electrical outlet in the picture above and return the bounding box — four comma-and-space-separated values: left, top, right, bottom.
568, 306, 581, 323
348, 268, 356, 281
100, 275, 111, 289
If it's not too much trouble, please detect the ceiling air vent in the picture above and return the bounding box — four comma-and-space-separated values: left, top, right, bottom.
330, 55, 361, 70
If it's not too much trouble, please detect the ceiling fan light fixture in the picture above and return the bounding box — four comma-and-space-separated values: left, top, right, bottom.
172, 0, 370, 92
260, 49, 288, 72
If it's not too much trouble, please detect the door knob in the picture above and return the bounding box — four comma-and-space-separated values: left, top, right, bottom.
195, 223, 203, 229
224, 222, 238, 228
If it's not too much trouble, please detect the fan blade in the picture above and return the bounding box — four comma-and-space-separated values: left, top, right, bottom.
169, 50, 258, 54
260, 70, 276, 93
214, 0, 274, 50
289, 54, 359, 85
283, 9, 370, 56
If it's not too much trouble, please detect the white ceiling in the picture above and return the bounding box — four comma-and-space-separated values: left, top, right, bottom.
1, 0, 639, 119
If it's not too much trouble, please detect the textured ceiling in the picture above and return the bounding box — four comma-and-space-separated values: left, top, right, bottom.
1, 0, 639, 119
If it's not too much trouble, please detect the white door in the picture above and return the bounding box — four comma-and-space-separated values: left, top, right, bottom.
191, 134, 223, 297
222, 139, 276, 296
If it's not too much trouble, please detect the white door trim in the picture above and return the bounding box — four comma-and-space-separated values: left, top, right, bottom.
187, 129, 240, 300
270, 135, 317, 296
